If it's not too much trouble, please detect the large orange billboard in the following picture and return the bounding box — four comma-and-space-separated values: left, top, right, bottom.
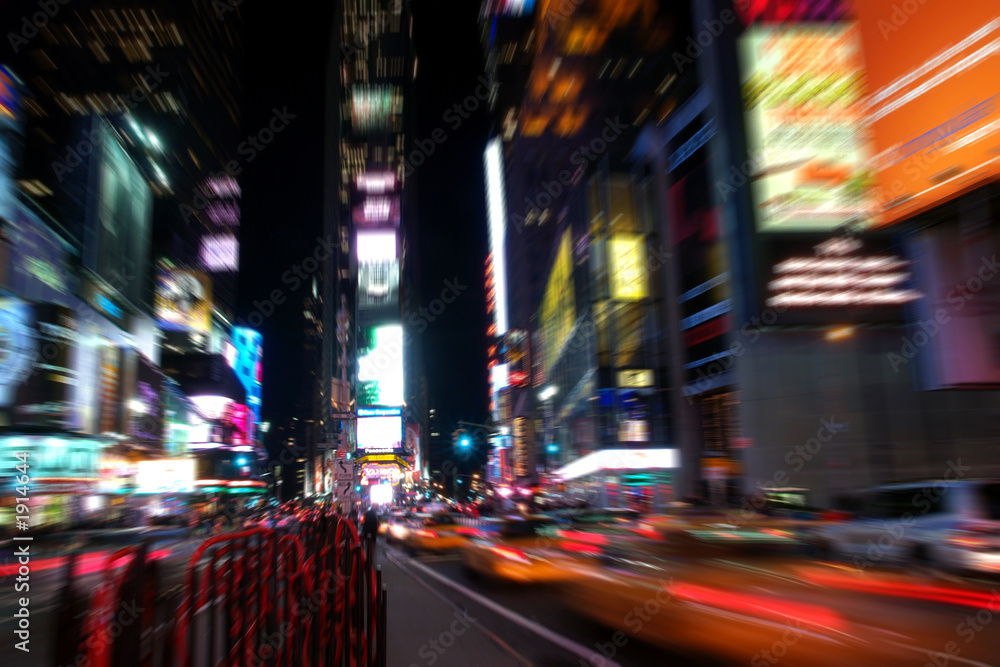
855, 1, 1000, 225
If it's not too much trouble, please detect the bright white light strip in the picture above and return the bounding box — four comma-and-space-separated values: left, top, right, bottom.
190, 395, 232, 420
485, 139, 509, 335
356, 231, 396, 263
766, 290, 923, 307
870, 34, 1000, 123
774, 257, 908, 273
868, 19, 1000, 109
943, 117, 1000, 154
356, 172, 396, 192
554, 448, 679, 481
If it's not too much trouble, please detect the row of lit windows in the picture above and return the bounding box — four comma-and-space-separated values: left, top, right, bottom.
36, 11, 183, 52
50, 90, 183, 116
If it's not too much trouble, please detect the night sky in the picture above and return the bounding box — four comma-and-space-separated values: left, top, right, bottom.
238, 3, 491, 460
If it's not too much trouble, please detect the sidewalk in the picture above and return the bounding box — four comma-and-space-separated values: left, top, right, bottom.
377, 544, 525, 667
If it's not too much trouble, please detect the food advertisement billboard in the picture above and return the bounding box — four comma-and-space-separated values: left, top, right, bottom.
739, 23, 874, 232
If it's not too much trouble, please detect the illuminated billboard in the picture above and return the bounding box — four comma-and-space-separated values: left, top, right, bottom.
155, 269, 212, 333
351, 84, 401, 132
200, 234, 239, 272
136, 459, 195, 494
359, 260, 399, 309
356, 172, 396, 193
739, 24, 875, 231
485, 139, 509, 335
357, 325, 403, 406
609, 234, 648, 301
230, 327, 263, 438
353, 196, 401, 226
356, 230, 397, 263
539, 230, 575, 376
83, 119, 153, 306
855, 1, 1000, 225
357, 415, 403, 451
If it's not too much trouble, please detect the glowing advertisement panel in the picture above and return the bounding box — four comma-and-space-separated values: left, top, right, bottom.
539, 231, 575, 376
230, 327, 263, 437
200, 234, 239, 272
357, 325, 403, 406
855, 2, 1000, 225
136, 459, 195, 494
739, 24, 875, 231
357, 415, 403, 451
155, 269, 212, 333
608, 234, 648, 301
356, 231, 397, 263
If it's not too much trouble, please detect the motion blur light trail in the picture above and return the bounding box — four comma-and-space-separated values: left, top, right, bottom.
0, 548, 172, 577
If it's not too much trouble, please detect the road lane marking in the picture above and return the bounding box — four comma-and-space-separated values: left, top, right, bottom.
387, 553, 532, 667
397, 553, 623, 667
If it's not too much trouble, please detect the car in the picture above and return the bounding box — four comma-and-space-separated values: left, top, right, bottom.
386, 511, 414, 544
462, 515, 588, 584
402, 513, 466, 555
817, 479, 1000, 574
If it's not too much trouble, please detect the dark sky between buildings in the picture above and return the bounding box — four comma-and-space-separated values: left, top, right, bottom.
239, 2, 491, 459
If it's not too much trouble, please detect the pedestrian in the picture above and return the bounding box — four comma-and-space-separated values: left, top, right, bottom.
362, 505, 379, 559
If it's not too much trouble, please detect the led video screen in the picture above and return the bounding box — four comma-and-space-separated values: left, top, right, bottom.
357, 415, 403, 451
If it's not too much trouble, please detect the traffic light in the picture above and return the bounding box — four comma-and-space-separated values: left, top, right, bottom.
236, 457, 249, 466
453, 428, 471, 448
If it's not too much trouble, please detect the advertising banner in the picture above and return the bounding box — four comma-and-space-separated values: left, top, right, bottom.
855, 1, 1000, 225
83, 120, 153, 307
130, 354, 163, 443
608, 234, 648, 300
155, 269, 213, 333
2, 204, 73, 303
739, 23, 875, 231
0, 302, 79, 429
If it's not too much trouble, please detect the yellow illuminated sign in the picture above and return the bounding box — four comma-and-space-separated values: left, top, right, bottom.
540, 231, 575, 376
609, 234, 647, 301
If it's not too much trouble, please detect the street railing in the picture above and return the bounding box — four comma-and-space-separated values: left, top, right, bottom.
54, 513, 387, 667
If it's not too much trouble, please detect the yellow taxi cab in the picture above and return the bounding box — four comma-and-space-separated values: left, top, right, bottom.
402, 513, 467, 555
462, 515, 590, 584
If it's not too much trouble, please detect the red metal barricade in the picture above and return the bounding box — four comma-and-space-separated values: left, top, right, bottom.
62, 511, 387, 667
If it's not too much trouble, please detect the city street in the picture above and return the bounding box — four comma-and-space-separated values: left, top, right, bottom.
379, 539, 1000, 667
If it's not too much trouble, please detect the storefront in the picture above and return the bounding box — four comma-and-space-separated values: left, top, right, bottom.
0, 429, 112, 530
553, 448, 679, 512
